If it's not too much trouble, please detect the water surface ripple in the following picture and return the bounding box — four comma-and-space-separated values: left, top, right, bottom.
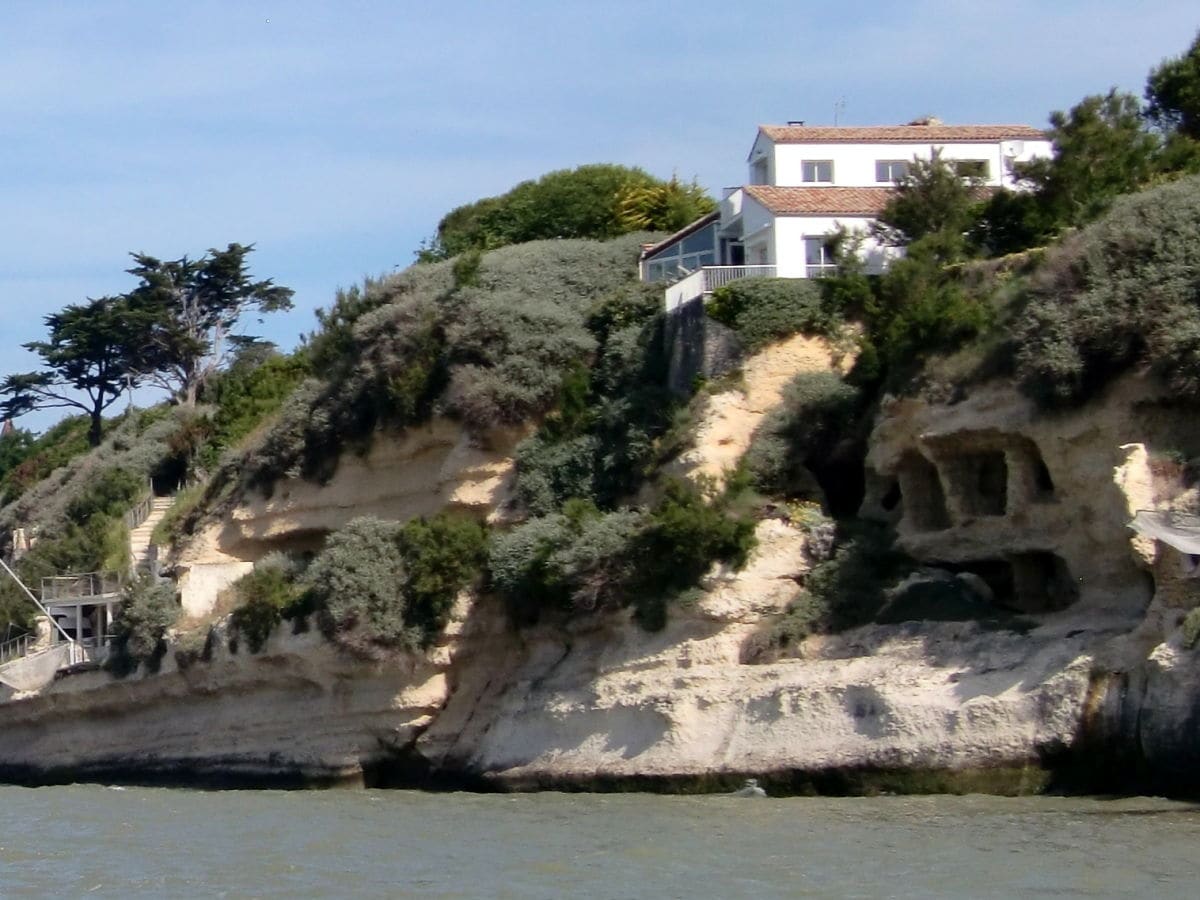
1, 786, 1197, 897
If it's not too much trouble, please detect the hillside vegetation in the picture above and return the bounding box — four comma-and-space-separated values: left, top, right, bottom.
5, 32, 1200, 669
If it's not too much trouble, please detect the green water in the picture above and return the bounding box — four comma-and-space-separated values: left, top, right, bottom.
0, 786, 1196, 897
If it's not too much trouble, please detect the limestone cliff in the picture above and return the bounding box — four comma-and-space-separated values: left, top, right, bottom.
1, 345, 1198, 795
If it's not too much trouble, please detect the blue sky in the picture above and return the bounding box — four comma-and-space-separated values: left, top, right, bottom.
2, 0, 1197, 430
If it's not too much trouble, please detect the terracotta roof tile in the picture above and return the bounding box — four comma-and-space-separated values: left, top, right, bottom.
743, 185, 895, 216
759, 124, 1047, 144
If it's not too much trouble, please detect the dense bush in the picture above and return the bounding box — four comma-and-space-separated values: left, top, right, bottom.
488, 513, 575, 622
489, 482, 756, 630
305, 517, 408, 648
228, 556, 305, 653
193, 349, 311, 474
304, 514, 486, 654
107, 575, 179, 677
0, 416, 91, 507
232, 235, 647, 495
629, 481, 757, 628
305, 263, 456, 373
744, 372, 863, 497
707, 278, 839, 350
421, 164, 707, 259
65, 467, 144, 523
444, 289, 596, 428
1011, 175, 1200, 407
395, 513, 488, 636
512, 283, 675, 514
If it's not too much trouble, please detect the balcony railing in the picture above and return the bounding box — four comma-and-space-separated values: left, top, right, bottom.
41, 572, 123, 604
702, 265, 777, 293
0, 633, 32, 666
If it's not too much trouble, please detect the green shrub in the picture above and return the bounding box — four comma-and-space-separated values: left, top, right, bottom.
488, 514, 575, 623
395, 514, 488, 636
65, 467, 144, 523
423, 163, 701, 258
194, 350, 311, 473
512, 283, 676, 514
744, 372, 863, 497
514, 434, 600, 517
1012, 175, 1200, 407
305, 514, 486, 653
107, 576, 179, 677
546, 508, 644, 612
228, 557, 304, 653
0, 416, 91, 507
445, 289, 596, 428
305, 517, 408, 649
707, 278, 838, 350
491, 480, 756, 631
629, 480, 757, 628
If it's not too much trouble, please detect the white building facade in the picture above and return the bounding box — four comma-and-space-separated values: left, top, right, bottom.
642, 119, 1053, 308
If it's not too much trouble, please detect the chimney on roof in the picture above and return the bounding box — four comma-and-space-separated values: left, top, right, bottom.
906, 115, 943, 126
786, 120, 805, 126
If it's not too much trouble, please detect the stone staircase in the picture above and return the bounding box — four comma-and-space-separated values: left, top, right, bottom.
129, 496, 174, 575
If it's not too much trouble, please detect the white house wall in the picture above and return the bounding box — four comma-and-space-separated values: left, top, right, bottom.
768, 140, 1053, 189
740, 196, 775, 266
771, 216, 897, 278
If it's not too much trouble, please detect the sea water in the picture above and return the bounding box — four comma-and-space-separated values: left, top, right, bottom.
0, 786, 1197, 897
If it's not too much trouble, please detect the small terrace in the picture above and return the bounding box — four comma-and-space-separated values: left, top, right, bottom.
664, 265, 780, 312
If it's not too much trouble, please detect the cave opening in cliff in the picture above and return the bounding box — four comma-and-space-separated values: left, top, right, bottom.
954, 450, 1008, 517
807, 457, 865, 519
942, 552, 1078, 613
897, 452, 950, 531
1009, 551, 1078, 612
1033, 456, 1055, 498
880, 480, 901, 512
150, 453, 189, 496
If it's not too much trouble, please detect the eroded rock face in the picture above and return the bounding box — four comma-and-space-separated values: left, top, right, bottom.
3, 357, 1199, 794
175, 419, 527, 617
662, 332, 851, 494
864, 376, 1169, 618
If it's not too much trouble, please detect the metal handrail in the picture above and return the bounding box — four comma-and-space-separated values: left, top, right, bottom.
0, 633, 31, 666
40, 572, 123, 603
123, 479, 156, 531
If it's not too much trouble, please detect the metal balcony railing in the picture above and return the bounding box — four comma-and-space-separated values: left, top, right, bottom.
41, 572, 123, 604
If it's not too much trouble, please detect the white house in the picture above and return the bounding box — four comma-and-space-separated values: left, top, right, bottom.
642, 118, 1053, 308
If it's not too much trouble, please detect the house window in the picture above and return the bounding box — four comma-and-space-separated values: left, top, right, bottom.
875, 160, 909, 183
953, 159, 989, 178
804, 236, 838, 278
802, 160, 834, 183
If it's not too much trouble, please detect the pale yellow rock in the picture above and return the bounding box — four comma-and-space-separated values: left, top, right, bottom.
176, 418, 528, 616
667, 333, 851, 493
2, 361, 1197, 790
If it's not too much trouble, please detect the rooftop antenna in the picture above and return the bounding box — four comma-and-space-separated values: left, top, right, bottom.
834, 97, 846, 126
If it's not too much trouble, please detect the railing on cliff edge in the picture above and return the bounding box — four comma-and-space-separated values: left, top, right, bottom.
0, 558, 84, 666
0, 633, 32, 666
123, 479, 156, 532
40, 572, 123, 603
662, 265, 781, 312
